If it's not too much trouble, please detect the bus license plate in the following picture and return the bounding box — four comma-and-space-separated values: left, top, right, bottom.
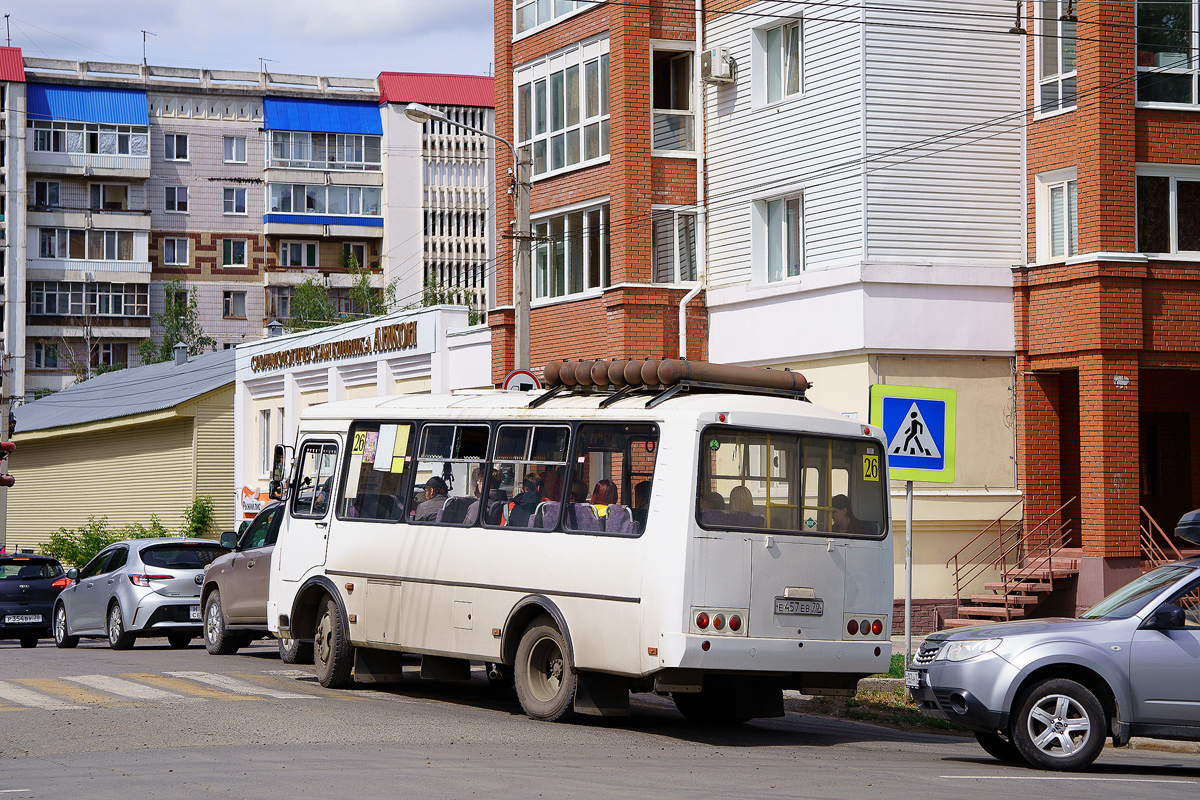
4, 614, 42, 624
905, 670, 921, 689
774, 597, 823, 616
189, 605, 201, 620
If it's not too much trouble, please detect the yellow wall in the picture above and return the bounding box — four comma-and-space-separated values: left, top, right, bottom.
188, 387, 236, 534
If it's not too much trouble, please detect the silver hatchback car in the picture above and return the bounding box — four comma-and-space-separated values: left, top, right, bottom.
910, 553, 1200, 771
53, 538, 229, 650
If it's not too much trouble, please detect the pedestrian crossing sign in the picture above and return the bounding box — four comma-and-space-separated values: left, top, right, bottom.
869, 384, 957, 483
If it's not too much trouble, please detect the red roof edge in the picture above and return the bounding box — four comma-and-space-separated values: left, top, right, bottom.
0, 46, 24, 83
377, 72, 494, 109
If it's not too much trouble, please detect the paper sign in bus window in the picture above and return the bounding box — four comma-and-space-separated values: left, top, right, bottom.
374, 424, 397, 472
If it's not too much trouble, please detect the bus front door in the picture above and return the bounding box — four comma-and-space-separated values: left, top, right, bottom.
277, 438, 340, 583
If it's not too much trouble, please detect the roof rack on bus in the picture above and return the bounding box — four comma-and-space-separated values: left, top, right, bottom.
528, 359, 810, 409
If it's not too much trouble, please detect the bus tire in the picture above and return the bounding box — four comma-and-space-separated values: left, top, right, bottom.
514, 615, 576, 722
279, 636, 314, 665
314, 595, 354, 689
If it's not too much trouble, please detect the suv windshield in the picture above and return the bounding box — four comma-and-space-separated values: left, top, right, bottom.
1080, 565, 1196, 619
141, 544, 228, 570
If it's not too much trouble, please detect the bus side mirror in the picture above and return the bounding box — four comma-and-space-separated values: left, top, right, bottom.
268, 480, 284, 500
271, 444, 288, 483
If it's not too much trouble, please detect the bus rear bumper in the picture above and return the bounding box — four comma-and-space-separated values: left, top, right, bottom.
656, 632, 891, 677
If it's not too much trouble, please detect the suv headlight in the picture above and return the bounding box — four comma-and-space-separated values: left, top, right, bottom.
936, 638, 1002, 662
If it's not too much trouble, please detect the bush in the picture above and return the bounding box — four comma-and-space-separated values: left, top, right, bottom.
180, 496, 215, 540
40, 495, 216, 568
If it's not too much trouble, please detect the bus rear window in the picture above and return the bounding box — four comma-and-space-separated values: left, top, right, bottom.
697, 427, 886, 538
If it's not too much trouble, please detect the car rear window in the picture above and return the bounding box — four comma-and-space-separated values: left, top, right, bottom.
0, 559, 64, 579
140, 545, 227, 570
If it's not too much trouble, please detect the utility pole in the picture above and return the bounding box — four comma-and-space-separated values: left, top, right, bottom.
5, 15, 10, 48
0, 354, 10, 553
141, 30, 156, 67
511, 147, 532, 371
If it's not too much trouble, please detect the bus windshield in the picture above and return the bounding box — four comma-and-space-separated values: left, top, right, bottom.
697, 426, 886, 538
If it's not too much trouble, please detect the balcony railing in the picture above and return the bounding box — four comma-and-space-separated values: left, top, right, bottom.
26, 150, 151, 174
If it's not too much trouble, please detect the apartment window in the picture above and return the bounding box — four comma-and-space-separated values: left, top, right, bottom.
765, 20, 802, 104
223, 187, 247, 215
33, 342, 58, 369
92, 343, 128, 369
343, 242, 367, 269
1137, 1, 1196, 104
223, 239, 248, 267
532, 202, 609, 300
165, 186, 188, 213
516, 40, 610, 177
37, 228, 133, 261
223, 291, 247, 319
34, 181, 60, 207
90, 184, 128, 211
269, 131, 381, 171
30, 282, 148, 317
759, 195, 803, 282
1039, 0, 1077, 112
268, 184, 380, 216
514, 0, 593, 35
1038, 177, 1079, 258
164, 133, 188, 161
223, 135, 247, 163
652, 50, 694, 152
30, 121, 148, 155
259, 409, 272, 476
267, 286, 293, 319
279, 241, 319, 268
163, 237, 189, 266
651, 208, 698, 283
1136, 172, 1200, 252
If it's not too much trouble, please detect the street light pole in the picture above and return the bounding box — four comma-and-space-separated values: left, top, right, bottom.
403, 103, 532, 371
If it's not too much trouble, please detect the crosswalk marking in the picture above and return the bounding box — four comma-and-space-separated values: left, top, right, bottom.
165, 671, 315, 700
0, 680, 83, 710
119, 672, 254, 700
12, 677, 119, 706
64, 674, 183, 701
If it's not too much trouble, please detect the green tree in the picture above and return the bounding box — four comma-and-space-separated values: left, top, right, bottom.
138, 279, 217, 364
286, 277, 339, 332
180, 496, 216, 539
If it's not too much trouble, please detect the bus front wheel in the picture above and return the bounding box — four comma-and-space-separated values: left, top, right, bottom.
514, 615, 576, 722
314, 595, 354, 689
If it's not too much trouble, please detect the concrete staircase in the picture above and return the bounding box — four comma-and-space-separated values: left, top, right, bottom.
943, 558, 1080, 628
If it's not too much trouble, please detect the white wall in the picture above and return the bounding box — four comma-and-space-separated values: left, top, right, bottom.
381, 103, 426, 306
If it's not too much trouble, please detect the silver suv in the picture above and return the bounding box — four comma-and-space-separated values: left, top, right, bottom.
53, 538, 229, 650
910, 554, 1200, 771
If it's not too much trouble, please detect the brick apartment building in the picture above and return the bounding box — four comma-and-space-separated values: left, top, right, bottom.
1017, 1, 1200, 610
490, 0, 707, 381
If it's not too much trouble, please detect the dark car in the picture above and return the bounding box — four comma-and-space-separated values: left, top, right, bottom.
201, 502, 310, 662
1, 555, 70, 647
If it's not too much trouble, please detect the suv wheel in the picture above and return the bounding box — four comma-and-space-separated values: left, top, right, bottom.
204, 590, 241, 655
1012, 678, 1106, 771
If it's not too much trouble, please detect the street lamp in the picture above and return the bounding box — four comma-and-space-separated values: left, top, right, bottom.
403, 102, 532, 372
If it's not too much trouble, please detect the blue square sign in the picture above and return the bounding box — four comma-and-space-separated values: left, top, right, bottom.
869, 385, 957, 483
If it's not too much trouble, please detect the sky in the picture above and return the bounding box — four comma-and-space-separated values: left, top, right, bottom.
4, 1, 496, 79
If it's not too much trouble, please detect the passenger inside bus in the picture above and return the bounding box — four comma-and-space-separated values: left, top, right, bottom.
632, 480, 651, 527
413, 476, 449, 521
831, 494, 866, 535
729, 485, 754, 513
589, 480, 618, 517
505, 475, 545, 527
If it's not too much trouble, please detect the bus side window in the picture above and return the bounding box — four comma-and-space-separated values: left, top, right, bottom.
411, 424, 490, 525
292, 442, 340, 519
566, 423, 658, 536
490, 424, 570, 530
337, 422, 413, 522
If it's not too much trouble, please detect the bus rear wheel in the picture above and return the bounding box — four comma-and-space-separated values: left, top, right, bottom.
314, 595, 354, 689
514, 616, 576, 722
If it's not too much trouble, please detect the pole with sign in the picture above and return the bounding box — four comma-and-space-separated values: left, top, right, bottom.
869, 384, 957, 666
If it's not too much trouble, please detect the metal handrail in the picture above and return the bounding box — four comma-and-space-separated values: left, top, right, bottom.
946, 498, 1023, 603
1140, 505, 1182, 568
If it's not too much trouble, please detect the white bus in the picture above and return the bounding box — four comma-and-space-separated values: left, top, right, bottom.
268, 377, 893, 722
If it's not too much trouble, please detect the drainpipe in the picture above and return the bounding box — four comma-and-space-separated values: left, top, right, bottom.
679, 0, 707, 359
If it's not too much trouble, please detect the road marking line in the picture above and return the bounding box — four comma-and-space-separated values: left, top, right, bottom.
940, 776, 1196, 784
11, 678, 119, 707
0, 680, 83, 710
63, 674, 183, 701
120, 673, 255, 700
165, 671, 315, 700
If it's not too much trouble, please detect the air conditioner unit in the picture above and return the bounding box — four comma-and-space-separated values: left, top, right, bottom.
701, 46, 733, 84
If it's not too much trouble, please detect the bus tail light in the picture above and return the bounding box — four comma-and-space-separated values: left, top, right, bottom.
695, 612, 710, 630
728, 615, 742, 632
872, 619, 884, 636
847, 619, 859, 635
691, 608, 748, 636
713, 614, 726, 631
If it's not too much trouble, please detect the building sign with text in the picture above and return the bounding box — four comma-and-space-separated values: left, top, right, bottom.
250, 320, 419, 374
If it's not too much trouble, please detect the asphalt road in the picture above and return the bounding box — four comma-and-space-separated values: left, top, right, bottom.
2, 636, 1199, 799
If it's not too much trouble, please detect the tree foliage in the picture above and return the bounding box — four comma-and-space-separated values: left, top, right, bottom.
285, 261, 398, 333
138, 279, 217, 364
286, 277, 339, 332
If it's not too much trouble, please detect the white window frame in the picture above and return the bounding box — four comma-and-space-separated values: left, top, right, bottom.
343, 242, 367, 269
531, 199, 609, 303
1034, 167, 1078, 261
1036, 0, 1077, 115
754, 19, 802, 107
752, 192, 804, 284
223, 187, 248, 215
222, 239, 248, 267
268, 183, 381, 216
33, 341, 58, 369
279, 241, 319, 268
651, 206, 699, 284
90, 183, 129, 211
164, 133, 188, 161
515, 37, 610, 180
223, 135, 247, 163
268, 131, 381, 171
34, 181, 60, 207
259, 408, 272, 478
165, 185, 188, 213
514, 0, 599, 40
651, 46, 695, 154
1136, 0, 1199, 107
1134, 163, 1200, 254
163, 237, 189, 266
223, 290, 247, 319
